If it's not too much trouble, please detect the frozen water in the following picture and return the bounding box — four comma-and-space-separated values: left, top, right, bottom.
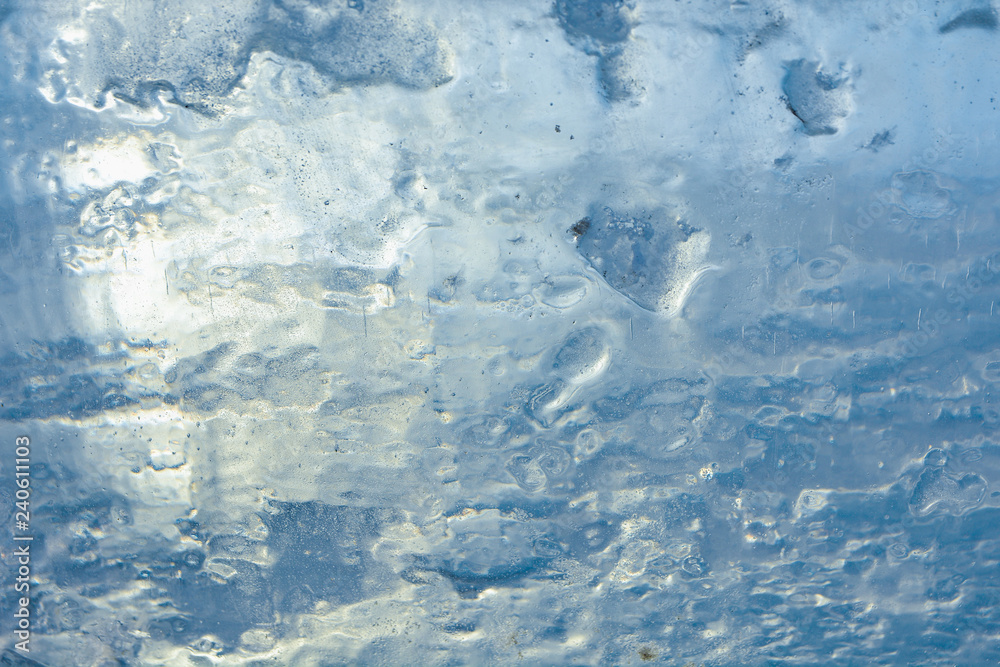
781, 59, 853, 136
574, 205, 712, 316
1, 0, 1000, 665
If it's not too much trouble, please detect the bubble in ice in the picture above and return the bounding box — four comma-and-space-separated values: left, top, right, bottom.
806, 256, 843, 281
506, 453, 548, 492
536, 275, 589, 309
890, 170, 955, 219
909, 468, 987, 516
553, 327, 610, 384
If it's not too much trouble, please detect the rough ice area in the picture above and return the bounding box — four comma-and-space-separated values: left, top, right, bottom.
1, 0, 999, 665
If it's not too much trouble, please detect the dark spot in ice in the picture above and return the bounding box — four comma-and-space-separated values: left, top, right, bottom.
774, 154, 794, 168
267, 1, 454, 91
72, 0, 453, 112
739, 18, 786, 59
598, 47, 644, 102
570, 217, 591, 238
940, 7, 997, 33
400, 567, 437, 585
863, 129, 895, 152
175, 518, 206, 542
555, 0, 633, 47
782, 60, 852, 135
444, 620, 477, 634
430, 559, 549, 599
554, 1, 642, 102
638, 646, 658, 661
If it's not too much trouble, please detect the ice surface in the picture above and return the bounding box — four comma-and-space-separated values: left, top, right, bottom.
1, 0, 1000, 665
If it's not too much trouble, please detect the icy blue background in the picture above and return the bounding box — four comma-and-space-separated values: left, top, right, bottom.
1, 1, 999, 665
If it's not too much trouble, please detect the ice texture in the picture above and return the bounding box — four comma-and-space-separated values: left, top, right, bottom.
1, 0, 1000, 665
575, 205, 712, 316
781, 59, 853, 136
